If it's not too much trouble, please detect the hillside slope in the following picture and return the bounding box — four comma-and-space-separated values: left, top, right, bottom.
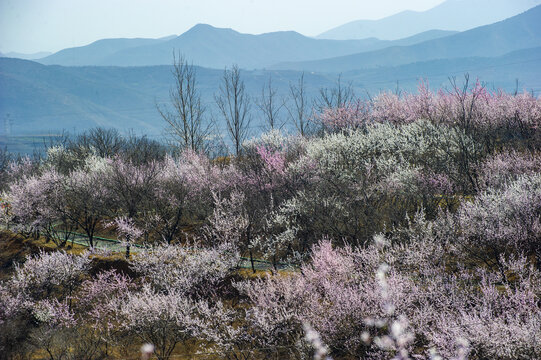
0, 58, 338, 135
38, 36, 175, 66
36, 25, 456, 68
318, 0, 541, 40
274, 6, 541, 72
2, 47, 540, 137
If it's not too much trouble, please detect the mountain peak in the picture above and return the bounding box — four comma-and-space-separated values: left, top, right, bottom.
186, 23, 236, 34
191, 23, 216, 30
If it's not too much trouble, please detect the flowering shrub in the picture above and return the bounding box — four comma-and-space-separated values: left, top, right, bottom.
262, 119, 478, 260
129, 242, 238, 298
11, 250, 91, 300
75, 269, 135, 330
453, 174, 541, 271
115, 284, 204, 360
424, 256, 541, 359
5, 171, 64, 234
316, 101, 372, 130
204, 191, 249, 252
478, 150, 541, 190
236, 236, 541, 360
317, 81, 541, 155
1, 82, 540, 359
236, 239, 420, 358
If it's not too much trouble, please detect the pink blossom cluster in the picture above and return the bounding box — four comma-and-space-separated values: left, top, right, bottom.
317, 81, 541, 144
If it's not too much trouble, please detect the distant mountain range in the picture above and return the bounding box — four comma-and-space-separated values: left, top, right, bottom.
2, 45, 540, 138
318, 0, 541, 40
0, 57, 341, 136
0, 1, 540, 144
345, 46, 541, 91
36, 25, 456, 69
273, 5, 541, 72
32, 4, 541, 72
35, 35, 176, 67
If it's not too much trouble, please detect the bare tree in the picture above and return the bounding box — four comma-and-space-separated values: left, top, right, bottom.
158, 53, 211, 153
215, 65, 251, 156
256, 75, 285, 131
313, 74, 355, 112
71, 128, 124, 158
285, 73, 312, 136
447, 74, 485, 131
444, 74, 484, 193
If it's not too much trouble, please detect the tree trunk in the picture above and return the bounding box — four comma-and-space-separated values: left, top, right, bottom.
249, 249, 256, 273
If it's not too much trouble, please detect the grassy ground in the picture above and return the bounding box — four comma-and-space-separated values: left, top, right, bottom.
0, 230, 86, 279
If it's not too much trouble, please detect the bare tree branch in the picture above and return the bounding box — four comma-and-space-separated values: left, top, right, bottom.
285, 73, 312, 136
256, 75, 285, 131
157, 52, 212, 154
214, 64, 252, 156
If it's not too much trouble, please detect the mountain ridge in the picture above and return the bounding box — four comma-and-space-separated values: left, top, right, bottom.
317, 0, 541, 40
38, 36, 174, 66
2, 46, 540, 138
273, 5, 541, 72
36, 25, 457, 69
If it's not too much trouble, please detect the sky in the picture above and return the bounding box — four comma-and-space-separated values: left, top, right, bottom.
0, 0, 446, 54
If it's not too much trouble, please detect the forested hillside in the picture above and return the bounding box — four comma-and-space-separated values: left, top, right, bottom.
1, 79, 540, 359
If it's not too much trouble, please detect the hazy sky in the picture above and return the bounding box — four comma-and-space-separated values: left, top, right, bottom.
0, 0, 446, 53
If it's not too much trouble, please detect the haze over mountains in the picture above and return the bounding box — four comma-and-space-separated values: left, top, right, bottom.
318, 0, 541, 40
2, 49, 539, 138
36, 25, 456, 69
0, 51, 52, 60
34, 36, 176, 67
30, 3, 541, 73
0, 58, 341, 136
274, 5, 541, 72
1, 0, 540, 149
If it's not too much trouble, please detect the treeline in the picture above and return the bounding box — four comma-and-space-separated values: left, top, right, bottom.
0, 78, 541, 359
